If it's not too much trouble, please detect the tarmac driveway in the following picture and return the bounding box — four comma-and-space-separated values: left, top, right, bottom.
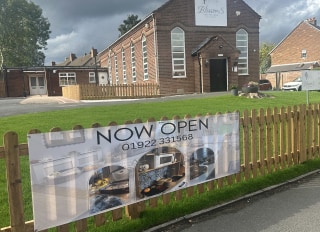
0, 92, 228, 117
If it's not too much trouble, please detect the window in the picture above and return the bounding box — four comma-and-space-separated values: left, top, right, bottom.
142, 35, 148, 80
114, 54, 119, 85
108, 53, 112, 84
131, 42, 136, 82
89, 72, 96, 83
122, 48, 127, 84
171, 27, 186, 77
301, 49, 307, 59
236, 29, 248, 75
59, 72, 76, 86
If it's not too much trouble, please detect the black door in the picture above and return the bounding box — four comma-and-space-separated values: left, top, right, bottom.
210, 59, 227, 92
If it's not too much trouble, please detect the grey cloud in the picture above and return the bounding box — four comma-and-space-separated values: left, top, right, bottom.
246, 0, 320, 43
32, 0, 167, 36
30, 0, 320, 64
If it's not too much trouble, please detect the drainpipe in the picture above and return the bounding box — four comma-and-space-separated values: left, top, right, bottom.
22, 71, 27, 97
198, 53, 204, 93
4, 67, 8, 97
152, 15, 159, 85
94, 54, 99, 86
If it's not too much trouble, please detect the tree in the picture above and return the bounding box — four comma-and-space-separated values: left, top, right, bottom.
259, 42, 275, 74
118, 14, 141, 37
0, 0, 51, 67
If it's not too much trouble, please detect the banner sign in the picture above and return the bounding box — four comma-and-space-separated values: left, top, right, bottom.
28, 112, 240, 231
195, 0, 227, 26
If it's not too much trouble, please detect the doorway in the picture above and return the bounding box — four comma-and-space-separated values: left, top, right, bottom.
210, 59, 227, 92
29, 76, 47, 95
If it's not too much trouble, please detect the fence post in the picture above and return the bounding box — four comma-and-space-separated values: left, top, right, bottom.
4, 131, 26, 232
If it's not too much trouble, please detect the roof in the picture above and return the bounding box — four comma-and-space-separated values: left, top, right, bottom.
267, 61, 319, 73
192, 35, 239, 56
192, 37, 214, 56
269, 19, 320, 55
56, 48, 100, 67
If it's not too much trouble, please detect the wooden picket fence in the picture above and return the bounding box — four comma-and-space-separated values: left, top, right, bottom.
62, 83, 160, 101
1, 104, 320, 232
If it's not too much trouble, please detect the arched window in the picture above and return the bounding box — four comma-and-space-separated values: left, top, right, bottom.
236, 29, 248, 75
142, 35, 148, 80
171, 27, 186, 77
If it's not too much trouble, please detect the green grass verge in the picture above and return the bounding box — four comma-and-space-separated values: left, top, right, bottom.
1, 91, 319, 145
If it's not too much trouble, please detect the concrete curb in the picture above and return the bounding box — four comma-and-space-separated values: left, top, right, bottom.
145, 169, 320, 232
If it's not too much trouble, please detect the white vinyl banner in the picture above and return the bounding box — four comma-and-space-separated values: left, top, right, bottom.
195, 0, 227, 26
28, 113, 240, 231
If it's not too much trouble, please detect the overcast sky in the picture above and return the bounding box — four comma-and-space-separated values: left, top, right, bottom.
31, 0, 320, 65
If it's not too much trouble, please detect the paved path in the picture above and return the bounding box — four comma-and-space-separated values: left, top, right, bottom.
0, 92, 229, 117
148, 170, 320, 232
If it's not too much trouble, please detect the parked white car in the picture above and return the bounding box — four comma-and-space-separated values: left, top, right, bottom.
282, 77, 302, 91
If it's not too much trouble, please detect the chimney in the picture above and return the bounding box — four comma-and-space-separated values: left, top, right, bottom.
307, 17, 317, 26
51, 61, 56, 66
69, 53, 76, 61
91, 48, 98, 58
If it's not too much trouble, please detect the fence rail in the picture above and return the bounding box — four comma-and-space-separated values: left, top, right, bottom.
1, 103, 320, 231
62, 83, 160, 101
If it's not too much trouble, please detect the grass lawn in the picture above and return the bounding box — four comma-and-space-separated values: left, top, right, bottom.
1, 90, 320, 230
1, 91, 319, 145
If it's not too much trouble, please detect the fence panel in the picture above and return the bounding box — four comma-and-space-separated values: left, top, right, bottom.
258, 108, 266, 175
279, 107, 286, 169
63, 83, 159, 101
2, 104, 320, 231
286, 106, 293, 167
273, 107, 279, 171
4, 132, 26, 232
251, 109, 258, 178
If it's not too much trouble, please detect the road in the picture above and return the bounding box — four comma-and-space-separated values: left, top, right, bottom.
0, 92, 228, 117
148, 171, 320, 232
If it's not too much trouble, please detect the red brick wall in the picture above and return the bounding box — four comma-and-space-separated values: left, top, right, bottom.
271, 21, 320, 65
6, 70, 29, 97
100, 0, 260, 95
5, 69, 103, 97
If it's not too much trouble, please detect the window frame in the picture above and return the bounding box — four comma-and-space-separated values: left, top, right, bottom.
301, 49, 307, 59
142, 35, 148, 81
236, 29, 249, 75
89, 72, 96, 83
114, 54, 119, 85
131, 42, 136, 82
59, 72, 76, 86
171, 27, 186, 78
122, 48, 127, 84
108, 52, 112, 84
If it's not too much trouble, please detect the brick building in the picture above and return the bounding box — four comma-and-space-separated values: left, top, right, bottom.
99, 0, 261, 95
3, 48, 108, 97
267, 18, 320, 89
